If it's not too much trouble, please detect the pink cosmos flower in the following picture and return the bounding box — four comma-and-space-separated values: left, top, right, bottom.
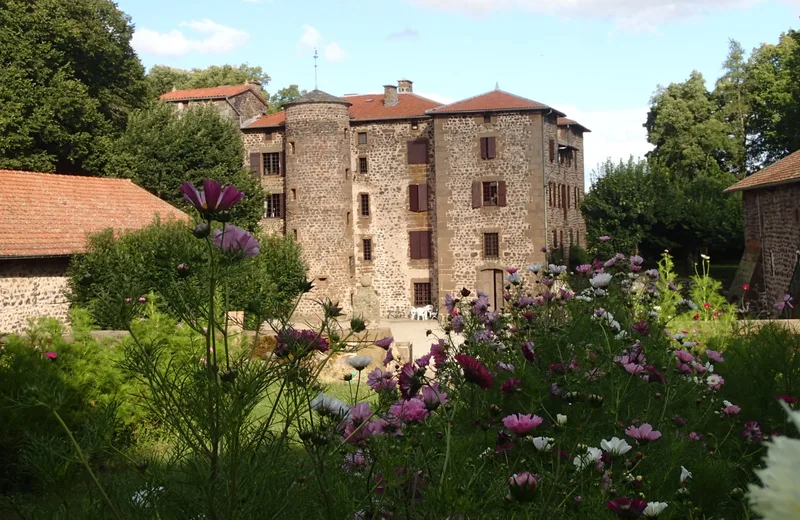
124, 297, 132, 303
706, 350, 724, 363
342, 451, 369, 472
375, 337, 394, 350
599, 236, 612, 242
645, 365, 665, 384
348, 402, 372, 425
502, 413, 543, 436
632, 321, 649, 336
367, 368, 397, 392
777, 395, 798, 405
625, 423, 662, 442
624, 363, 645, 376
507, 267, 518, 275
213, 226, 260, 258
382, 348, 394, 366
421, 383, 448, 410
398, 363, 422, 398
606, 497, 647, 517
775, 294, 794, 312
180, 179, 244, 217
508, 472, 541, 501
451, 314, 464, 333
138, 296, 147, 303
603, 257, 617, 268
548, 363, 566, 375
415, 353, 432, 368
44, 351, 57, 360
501, 377, 522, 393
674, 350, 694, 363
675, 360, 693, 374
743, 421, 763, 443
689, 431, 702, 441
389, 398, 429, 423
707, 374, 725, 391
455, 354, 493, 389
723, 404, 741, 416
430, 340, 447, 367
575, 264, 592, 274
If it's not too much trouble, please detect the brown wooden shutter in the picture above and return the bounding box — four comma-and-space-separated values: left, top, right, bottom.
566, 185, 570, 208
409, 185, 419, 212
249, 152, 261, 177
497, 181, 507, 207
472, 181, 482, 208
549, 139, 555, 163
409, 232, 420, 259
407, 140, 428, 164
279, 151, 285, 176
279, 194, 285, 218
487, 137, 497, 159
480, 137, 488, 160
417, 184, 427, 212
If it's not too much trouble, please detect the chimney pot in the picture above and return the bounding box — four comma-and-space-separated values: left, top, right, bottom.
397, 79, 413, 93
383, 84, 399, 107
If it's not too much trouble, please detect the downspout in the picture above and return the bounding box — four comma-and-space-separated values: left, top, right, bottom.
542, 109, 553, 254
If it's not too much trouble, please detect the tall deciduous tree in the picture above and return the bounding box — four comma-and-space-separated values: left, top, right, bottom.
268, 85, 307, 113
0, 0, 148, 174
106, 103, 265, 230
715, 39, 750, 176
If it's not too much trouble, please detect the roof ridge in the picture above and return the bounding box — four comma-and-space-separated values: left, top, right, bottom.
0, 169, 133, 182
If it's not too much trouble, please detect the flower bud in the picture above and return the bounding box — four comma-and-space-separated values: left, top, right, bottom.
135, 460, 148, 471
349, 317, 366, 333
508, 472, 541, 502
177, 263, 191, 278
461, 287, 471, 297
220, 369, 238, 383
193, 222, 211, 238
343, 373, 353, 382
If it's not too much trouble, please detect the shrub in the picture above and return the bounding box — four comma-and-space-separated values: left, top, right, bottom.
569, 244, 592, 267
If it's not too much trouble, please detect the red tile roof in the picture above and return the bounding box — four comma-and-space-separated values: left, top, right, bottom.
558, 117, 591, 132
427, 89, 564, 116
243, 111, 287, 129
0, 170, 188, 258
725, 150, 800, 192
345, 93, 442, 121
160, 85, 253, 101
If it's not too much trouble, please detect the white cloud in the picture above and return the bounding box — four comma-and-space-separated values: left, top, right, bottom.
408, 0, 762, 31
132, 19, 249, 56
555, 104, 654, 189
297, 25, 347, 62
388, 28, 421, 41
416, 91, 455, 105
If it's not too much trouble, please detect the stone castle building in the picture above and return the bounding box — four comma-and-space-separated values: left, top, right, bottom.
162, 81, 589, 320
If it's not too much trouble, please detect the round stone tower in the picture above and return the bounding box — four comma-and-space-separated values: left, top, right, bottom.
284, 90, 354, 316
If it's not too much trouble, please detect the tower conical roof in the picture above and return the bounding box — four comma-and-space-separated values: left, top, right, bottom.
286, 89, 351, 107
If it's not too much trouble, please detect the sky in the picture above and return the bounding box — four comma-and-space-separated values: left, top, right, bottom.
120, 0, 799, 184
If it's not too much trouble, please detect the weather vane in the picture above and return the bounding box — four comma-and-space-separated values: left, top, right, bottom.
314, 48, 318, 90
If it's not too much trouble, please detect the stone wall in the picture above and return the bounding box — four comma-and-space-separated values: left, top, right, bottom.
284, 102, 353, 316
0, 257, 71, 333
229, 89, 267, 124
741, 187, 800, 313
243, 128, 287, 236
546, 122, 587, 260
350, 119, 436, 319
433, 112, 548, 307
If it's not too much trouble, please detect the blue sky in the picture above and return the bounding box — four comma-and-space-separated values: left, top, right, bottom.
120, 0, 799, 181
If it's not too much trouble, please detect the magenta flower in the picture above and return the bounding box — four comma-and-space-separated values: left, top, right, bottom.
723, 404, 741, 416
706, 350, 724, 363
389, 398, 429, 423
451, 314, 464, 333
398, 362, 423, 399
213, 226, 260, 257
548, 363, 566, 375
625, 423, 662, 442
775, 294, 794, 312
375, 337, 394, 350
430, 340, 447, 368
444, 293, 456, 313
645, 365, 665, 384
382, 348, 394, 366
674, 350, 694, 363
500, 377, 522, 393
180, 179, 244, 217
421, 383, 448, 410
497, 361, 515, 373
606, 496, 647, 518
521, 342, 536, 362
455, 354, 493, 389
575, 264, 592, 274
743, 421, 763, 443
44, 351, 57, 360
348, 402, 372, 425
502, 413, 543, 436
689, 431, 701, 441
599, 236, 612, 242
508, 472, 541, 501
367, 368, 397, 392
632, 321, 649, 336
415, 353, 432, 368
777, 395, 798, 404
624, 363, 645, 376
507, 267, 518, 275
629, 255, 643, 266
342, 451, 369, 472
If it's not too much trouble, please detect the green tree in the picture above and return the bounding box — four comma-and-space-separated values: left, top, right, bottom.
146, 63, 271, 98
105, 103, 265, 229
268, 85, 307, 113
0, 0, 148, 174
745, 31, 800, 168
715, 39, 750, 176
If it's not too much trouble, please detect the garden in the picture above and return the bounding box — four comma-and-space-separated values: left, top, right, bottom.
1, 179, 799, 520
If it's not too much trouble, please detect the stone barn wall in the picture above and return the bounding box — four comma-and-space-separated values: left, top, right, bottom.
0, 257, 71, 333
243, 128, 287, 236
547, 122, 587, 261
229, 89, 267, 123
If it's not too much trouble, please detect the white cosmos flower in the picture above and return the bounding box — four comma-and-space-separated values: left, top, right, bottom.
589, 273, 613, 288
573, 447, 602, 471
532, 436, 555, 452
311, 393, 349, 417
346, 356, 373, 371
748, 402, 800, 520
643, 501, 669, 517
701, 254, 710, 260
600, 436, 632, 456
527, 263, 542, 273
680, 466, 692, 484
556, 414, 567, 425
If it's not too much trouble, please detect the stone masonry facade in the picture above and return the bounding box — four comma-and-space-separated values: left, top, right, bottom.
175, 81, 589, 320
0, 258, 71, 333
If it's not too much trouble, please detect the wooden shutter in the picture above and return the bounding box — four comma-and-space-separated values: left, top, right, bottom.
549, 139, 555, 163
566, 185, 570, 208
422, 231, 431, 259
480, 138, 488, 160
409, 232, 420, 259
279, 194, 285, 218
249, 152, 261, 177
472, 181, 482, 209
280, 151, 285, 176
487, 137, 497, 159
407, 140, 428, 164
497, 181, 507, 207
409, 185, 419, 212
417, 184, 428, 212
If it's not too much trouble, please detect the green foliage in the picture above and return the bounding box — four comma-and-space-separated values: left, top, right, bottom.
268, 84, 307, 113
715, 40, 749, 176
655, 251, 683, 321
145, 63, 271, 99
568, 243, 591, 267
689, 255, 736, 324
67, 220, 306, 330
0, 0, 148, 174
105, 103, 265, 229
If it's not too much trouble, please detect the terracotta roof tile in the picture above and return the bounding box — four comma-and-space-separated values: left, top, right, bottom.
427, 89, 564, 116
345, 93, 442, 121
725, 150, 800, 192
160, 85, 255, 101
557, 117, 591, 132
0, 170, 188, 258
243, 111, 286, 129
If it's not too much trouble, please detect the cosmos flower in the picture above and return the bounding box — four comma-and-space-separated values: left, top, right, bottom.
775, 294, 794, 312
680, 466, 692, 484
601, 437, 633, 456
573, 447, 602, 470
500, 378, 522, 393
180, 179, 244, 217
455, 354, 492, 389
502, 414, 543, 436
599, 235, 612, 242
430, 340, 447, 368
44, 351, 57, 360
706, 374, 725, 391
674, 350, 694, 363
311, 393, 349, 417
590, 273, 613, 288
389, 398, 429, 423
531, 436, 555, 452
743, 421, 763, 443
347, 356, 373, 371
521, 341, 536, 362
421, 383, 448, 410
606, 497, 648, 518
213, 226, 260, 257
398, 363, 422, 399
575, 264, 592, 274
367, 368, 397, 392
374, 337, 394, 350
556, 414, 568, 426
643, 502, 668, 517
625, 423, 662, 442
527, 263, 543, 273
705, 350, 724, 363
342, 451, 369, 472
508, 472, 541, 502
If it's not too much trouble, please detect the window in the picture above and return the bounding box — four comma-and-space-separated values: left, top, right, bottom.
414, 282, 432, 307
360, 193, 370, 217
264, 193, 284, 218
409, 184, 428, 212
344, 128, 349, 139
265, 132, 272, 141
411, 121, 419, 130
559, 230, 564, 249
289, 142, 295, 154
483, 114, 492, 124
346, 212, 351, 225
345, 168, 351, 180
552, 230, 557, 248
407, 140, 428, 164
484, 232, 499, 259
549, 139, 555, 163
409, 230, 432, 260
359, 157, 368, 174
472, 180, 506, 208
480, 137, 497, 160
292, 229, 297, 240
249, 152, 261, 177
363, 239, 373, 261
262, 152, 281, 175
291, 188, 297, 200
358, 132, 367, 145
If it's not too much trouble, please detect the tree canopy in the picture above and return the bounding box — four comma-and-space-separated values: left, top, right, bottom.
146, 64, 272, 99
0, 0, 148, 174
105, 103, 265, 230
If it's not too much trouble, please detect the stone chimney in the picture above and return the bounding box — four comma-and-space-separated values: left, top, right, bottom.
398, 79, 413, 94
384, 85, 399, 106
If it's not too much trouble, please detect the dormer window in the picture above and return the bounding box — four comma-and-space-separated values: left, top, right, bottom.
483, 114, 491, 124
